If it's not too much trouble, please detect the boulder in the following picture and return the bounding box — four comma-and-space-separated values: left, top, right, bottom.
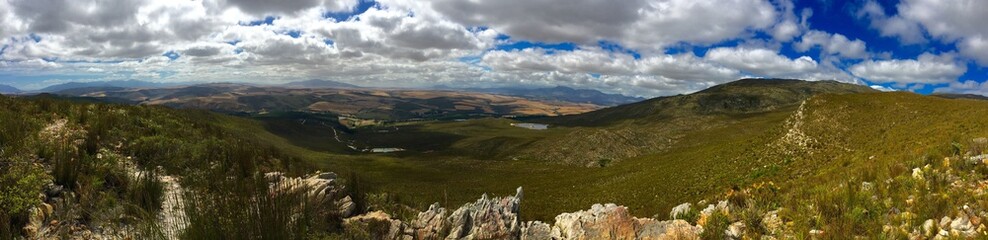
726, 221, 745, 239
445, 187, 523, 239
669, 203, 691, 220
337, 196, 356, 218
410, 203, 448, 239
762, 210, 784, 235
519, 221, 552, 240
344, 211, 407, 240
552, 203, 701, 240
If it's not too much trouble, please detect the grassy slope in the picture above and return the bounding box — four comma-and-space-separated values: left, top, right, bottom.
250, 91, 988, 222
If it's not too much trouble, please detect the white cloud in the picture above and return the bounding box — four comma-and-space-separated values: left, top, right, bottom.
0, 0, 884, 97
704, 47, 817, 76
856, 0, 926, 44
794, 30, 868, 59
866, 0, 988, 65
849, 53, 966, 84
380, 0, 778, 50
933, 80, 988, 95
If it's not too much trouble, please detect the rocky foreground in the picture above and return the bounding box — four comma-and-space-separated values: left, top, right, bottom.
342, 187, 701, 240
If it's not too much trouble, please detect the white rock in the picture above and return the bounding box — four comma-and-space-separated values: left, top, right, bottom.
669, 203, 692, 219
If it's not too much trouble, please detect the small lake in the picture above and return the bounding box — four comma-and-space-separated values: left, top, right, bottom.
510, 123, 549, 130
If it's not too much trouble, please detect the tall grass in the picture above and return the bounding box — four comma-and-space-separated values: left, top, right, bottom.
180, 174, 329, 239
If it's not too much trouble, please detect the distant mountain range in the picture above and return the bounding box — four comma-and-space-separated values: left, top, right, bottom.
282, 79, 361, 89
437, 85, 645, 106
37, 80, 183, 93
0, 84, 21, 94
932, 93, 988, 101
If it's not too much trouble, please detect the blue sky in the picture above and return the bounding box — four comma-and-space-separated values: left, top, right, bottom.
0, 0, 986, 96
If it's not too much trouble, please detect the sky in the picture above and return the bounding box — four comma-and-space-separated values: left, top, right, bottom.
0, 0, 987, 97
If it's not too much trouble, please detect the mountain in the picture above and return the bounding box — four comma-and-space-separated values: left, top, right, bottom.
282, 79, 361, 89
547, 78, 877, 126
932, 92, 988, 100
55, 83, 600, 120
37, 80, 180, 93
6, 78, 988, 239
444, 85, 645, 106
0, 84, 20, 94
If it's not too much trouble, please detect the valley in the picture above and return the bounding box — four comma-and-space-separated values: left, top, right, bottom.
5, 78, 988, 239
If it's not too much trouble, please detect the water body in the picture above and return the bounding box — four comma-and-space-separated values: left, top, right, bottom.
511, 123, 549, 130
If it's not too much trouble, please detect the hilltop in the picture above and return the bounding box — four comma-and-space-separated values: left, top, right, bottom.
36, 80, 182, 93
0, 84, 20, 94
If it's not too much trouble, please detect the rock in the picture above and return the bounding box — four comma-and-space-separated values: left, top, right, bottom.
337, 196, 356, 218
263, 172, 285, 182
269, 171, 341, 204
345, 211, 407, 240
912, 168, 924, 180
409, 203, 447, 239
553, 203, 640, 239
939, 216, 952, 230
669, 203, 692, 220
950, 212, 976, 237
726, 221, 745, 239
446, 187, 523, 239
809, 229, 824, 238
923, 219, 936, 236
553, 203, 701, 240
22, 206, 46, 237
762, 210, 783, 235
861, 182, 874, 192
519, 221, 552, 240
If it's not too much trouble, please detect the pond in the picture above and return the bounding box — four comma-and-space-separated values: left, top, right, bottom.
510, 123, 549, 130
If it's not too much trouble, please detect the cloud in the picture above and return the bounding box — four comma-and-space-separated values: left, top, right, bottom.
381, 0, 778, 50
849, 53, 966, 84
856, 0, 926, 44
866, 0, 988, 65
704, 47, 818, 77
217, 0, 358, 16
934, 80, 988, 95
794, 30, 868, 59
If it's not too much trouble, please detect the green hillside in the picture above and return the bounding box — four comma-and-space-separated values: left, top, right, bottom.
5, 79, 988, 238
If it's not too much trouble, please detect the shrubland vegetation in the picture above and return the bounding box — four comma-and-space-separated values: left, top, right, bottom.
0, 95, 352, 238
4, 79, 988, 239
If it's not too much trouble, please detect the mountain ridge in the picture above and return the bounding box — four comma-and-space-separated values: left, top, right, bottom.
438, 85, 645, 106
282, 79, 361, 89
0, 84, 20, 94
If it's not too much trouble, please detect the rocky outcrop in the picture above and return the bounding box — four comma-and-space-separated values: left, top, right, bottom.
554, 203, 701, 240
344, 187, 703, 240
445, 187, 523, 239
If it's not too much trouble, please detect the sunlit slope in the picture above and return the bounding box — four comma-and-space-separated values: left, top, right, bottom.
301, 91, 988, 222
428, 79, 876, 166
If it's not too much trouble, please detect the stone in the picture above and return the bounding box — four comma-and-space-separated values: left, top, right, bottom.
519, 221, 552, 240
726, 221, 745, 239
409, 203, 447, 240
445, 187, 523, 239
762, 210, 784, 235
939, 216, 951, 229
337, 196, 356, 218
345, 211, 406, 240
922, 219, 936, 236
669, 203, 692, 220
553, 203, 701, 240
912, 168, 924, 180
